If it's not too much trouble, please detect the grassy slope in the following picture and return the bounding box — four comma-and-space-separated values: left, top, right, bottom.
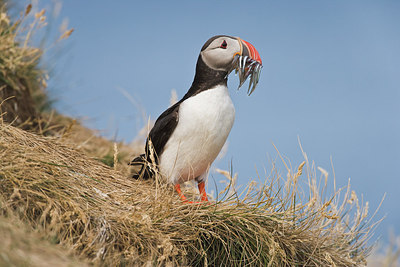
0, 215, 87, 267
0, 123, 373, 266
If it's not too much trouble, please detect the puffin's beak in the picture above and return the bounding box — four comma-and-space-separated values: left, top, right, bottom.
231, 38, 263, 96
239, 39, 262, 65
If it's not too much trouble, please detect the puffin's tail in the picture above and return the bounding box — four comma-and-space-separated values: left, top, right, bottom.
128, 154, 155, 180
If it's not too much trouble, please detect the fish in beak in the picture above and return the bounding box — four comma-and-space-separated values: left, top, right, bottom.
228, 38, 263, 96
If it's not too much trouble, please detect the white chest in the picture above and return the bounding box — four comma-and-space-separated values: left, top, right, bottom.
159, 84, 235, 184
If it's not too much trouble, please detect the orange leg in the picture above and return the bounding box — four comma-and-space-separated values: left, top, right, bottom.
175, 182, 209, 203
198, 181, 209, 202
174, 184, 188, 202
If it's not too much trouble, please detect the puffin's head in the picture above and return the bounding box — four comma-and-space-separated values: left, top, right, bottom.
200, 35, 262, 95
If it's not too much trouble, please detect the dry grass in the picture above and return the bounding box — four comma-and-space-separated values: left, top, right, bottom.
0, 121, 377, 266
48, 114, 141, 172
368, 236, 400, 267
0, 214, 88, 266
0, 3, 47, 127
0, 2, 72, 130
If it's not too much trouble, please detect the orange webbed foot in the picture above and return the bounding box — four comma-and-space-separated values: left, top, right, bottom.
174, 182, 209, 204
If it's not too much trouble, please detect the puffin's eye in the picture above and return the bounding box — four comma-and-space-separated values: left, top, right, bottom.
220, 40, 227, 49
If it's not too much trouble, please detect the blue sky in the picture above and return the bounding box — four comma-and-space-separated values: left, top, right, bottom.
29, 0, 399, 241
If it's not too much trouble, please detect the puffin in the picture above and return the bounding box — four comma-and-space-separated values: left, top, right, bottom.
130, 35, 262, 203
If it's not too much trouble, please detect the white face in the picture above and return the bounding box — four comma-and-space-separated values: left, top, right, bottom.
200, 36, 241, 71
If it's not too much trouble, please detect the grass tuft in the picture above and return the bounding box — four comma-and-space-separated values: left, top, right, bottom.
0, 3, 46, 127
0, 2, 73, 130
0, 122, 377, 266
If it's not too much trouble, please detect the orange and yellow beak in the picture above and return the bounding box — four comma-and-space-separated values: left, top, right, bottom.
233, 37, 262, 96
239, 38, 262, 65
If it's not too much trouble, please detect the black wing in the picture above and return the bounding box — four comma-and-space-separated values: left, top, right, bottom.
145, 101, 181, 164
129, 100, 181, 180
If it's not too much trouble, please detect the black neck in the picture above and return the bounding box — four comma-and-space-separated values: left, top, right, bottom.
182, 55, 228, 101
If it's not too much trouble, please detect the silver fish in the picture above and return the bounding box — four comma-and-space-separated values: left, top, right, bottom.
229, 55, 262, 96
